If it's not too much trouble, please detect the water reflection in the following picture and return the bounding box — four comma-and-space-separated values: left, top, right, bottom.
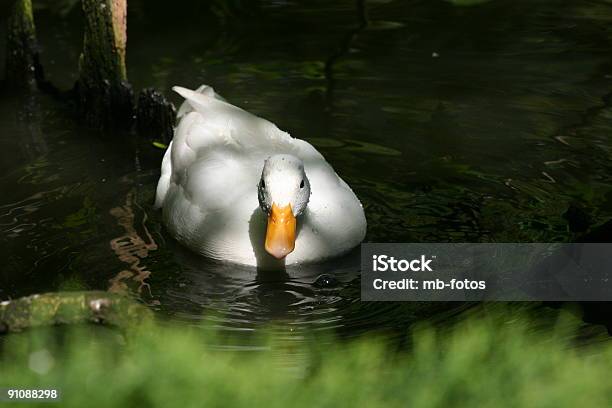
151, 239, 465, 345
108, 191, 158, 304
154, 241, 360, 330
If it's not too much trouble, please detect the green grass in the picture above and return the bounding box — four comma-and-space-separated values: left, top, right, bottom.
1, 308, 611, 407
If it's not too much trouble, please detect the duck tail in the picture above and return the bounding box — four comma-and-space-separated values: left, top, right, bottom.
175, 85, 226, 119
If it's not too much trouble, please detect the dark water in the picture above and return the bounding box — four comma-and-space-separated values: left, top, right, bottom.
2, 0, 612, 346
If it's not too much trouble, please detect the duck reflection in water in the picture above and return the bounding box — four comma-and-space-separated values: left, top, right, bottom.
157, 239, 360, 325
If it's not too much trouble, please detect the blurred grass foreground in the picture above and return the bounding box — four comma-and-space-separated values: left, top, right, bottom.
1, 307, 612, 407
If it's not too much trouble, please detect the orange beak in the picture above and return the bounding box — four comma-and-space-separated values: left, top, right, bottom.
265, 203, 296, 259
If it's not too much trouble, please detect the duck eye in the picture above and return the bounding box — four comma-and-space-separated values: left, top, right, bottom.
300, 179, 305, 189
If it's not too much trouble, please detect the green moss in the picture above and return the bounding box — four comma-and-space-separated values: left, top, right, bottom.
0, 292, 152, 332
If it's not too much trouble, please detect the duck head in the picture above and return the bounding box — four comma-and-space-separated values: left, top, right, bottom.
257, 154, 311, 259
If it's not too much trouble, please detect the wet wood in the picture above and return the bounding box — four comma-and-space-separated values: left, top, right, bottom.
5, 0, 43, 89
77, 0, 133, 127
0, 291, 153, 333
136, 88, 176, 143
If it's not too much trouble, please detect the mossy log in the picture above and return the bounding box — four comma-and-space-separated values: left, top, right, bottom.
77, 0, 133, 128
0, 291, 153, 333
5, 0, 43, 88
136, 88, 176, 143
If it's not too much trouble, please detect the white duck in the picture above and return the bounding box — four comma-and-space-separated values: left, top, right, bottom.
155, 85, 367, 268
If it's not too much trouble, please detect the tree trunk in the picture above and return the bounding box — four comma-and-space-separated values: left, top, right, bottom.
5, 0, 43, 89
77, 0, 133, 128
